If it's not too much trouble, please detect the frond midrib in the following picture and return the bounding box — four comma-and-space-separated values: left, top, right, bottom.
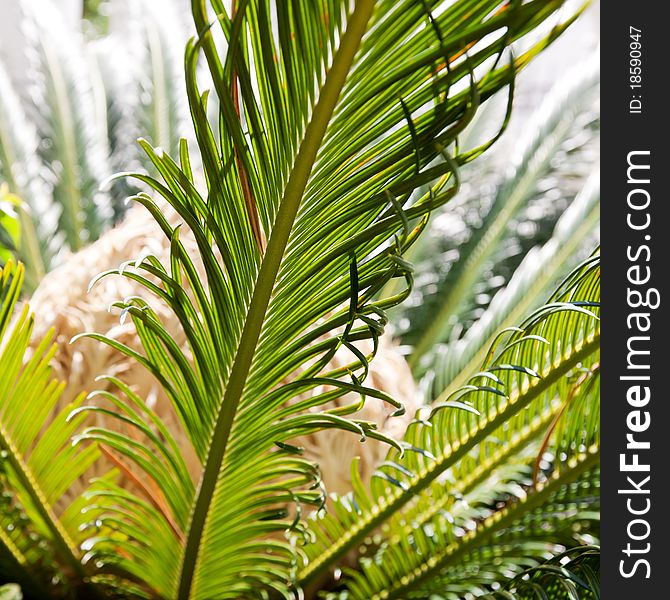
177, 3, 376, 597
380, 446, 600, 599
389, 401, 565, 544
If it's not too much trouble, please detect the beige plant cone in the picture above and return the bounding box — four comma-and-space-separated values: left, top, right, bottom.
28, 204, 419, 506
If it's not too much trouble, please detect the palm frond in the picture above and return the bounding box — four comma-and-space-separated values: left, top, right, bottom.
89, 0, 193, 221
403, 55, 598, 367
477, 546, 600, 600
0, 262, 102, 595
69, 1, 582, 597
128, 0, 191, 157
95, 0, 191, 167
300, 253, 600, 595
341, 463, 599, 599
428, 173, 599, 397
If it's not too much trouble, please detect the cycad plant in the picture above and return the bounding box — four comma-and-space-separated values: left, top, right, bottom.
0, 1, 599, 599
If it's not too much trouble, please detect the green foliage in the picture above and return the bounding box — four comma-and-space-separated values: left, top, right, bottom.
90, 0, 190, 181
0, 262, 101, 597
0, 188, 21, 267
479, 546, 600, 600
0, 1, 598, 599
427, 174, 599, 399
0, 60, 49, 289
299, 255, 600, 598
21, 1, 114, 251
399, 55, 599, 372
0, 0, 191, 290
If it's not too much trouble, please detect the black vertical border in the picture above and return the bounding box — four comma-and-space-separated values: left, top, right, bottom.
601, 4, 668, 597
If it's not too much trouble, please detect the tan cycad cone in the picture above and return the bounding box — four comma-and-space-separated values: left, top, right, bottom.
28, 204, 419, 503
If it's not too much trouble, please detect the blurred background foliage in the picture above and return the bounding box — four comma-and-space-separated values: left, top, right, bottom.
391, 56, 599, 399
0, 0, 192, 291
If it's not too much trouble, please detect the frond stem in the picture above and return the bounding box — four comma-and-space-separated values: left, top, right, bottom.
177, 2, 376, 597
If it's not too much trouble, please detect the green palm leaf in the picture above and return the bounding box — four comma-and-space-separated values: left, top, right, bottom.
65, 1, 586, 597
93, 0, 191, 173
428, 173, 599, 397
0, 1, 598, 597
128, 0, 191, 157
72, 0, 588, 598
21, 0, 114, 252
0, 59, 49, 289
300, 253, 600, 596
344, 462, 599, 599
479, 546, 600, 600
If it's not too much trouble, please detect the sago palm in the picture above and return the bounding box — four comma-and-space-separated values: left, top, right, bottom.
0, 1, 599, 599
